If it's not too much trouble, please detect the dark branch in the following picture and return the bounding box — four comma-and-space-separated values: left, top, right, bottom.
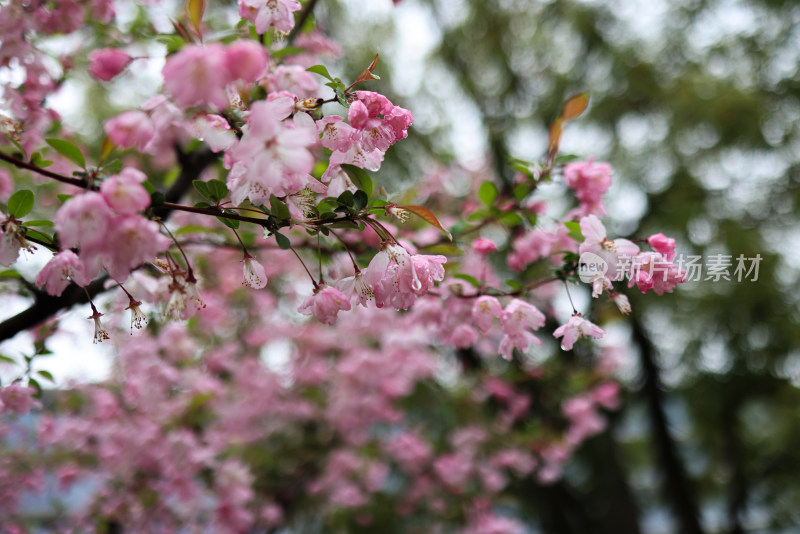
632, 319, 705, 534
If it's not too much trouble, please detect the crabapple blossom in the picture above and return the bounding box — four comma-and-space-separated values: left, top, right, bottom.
238, 0, 302, 34
241, 253, 268, 289
498, 299, 546, 359
226, 97, 317, 204
0, 384, 40, 415
87, 48, 132, 81
35, 250, 90, 296
224, 40, 268, 83
553, 313, 606, 351
103, 110, 155, 152
564, 159, 612, 216
472, 237, 498, 255
298, 284, 352, 325
472, 296, 503, 333
628, 251, 687, 295
99, 168, 151, 214
648, 232, 677, 261
0, 215, 33, 266
163, 44, 231, 110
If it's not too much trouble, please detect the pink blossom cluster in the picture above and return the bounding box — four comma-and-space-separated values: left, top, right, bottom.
163, 41, 268, 111
579, 214, 686, 303
564, 159, 612, 217
42, 168, 170, 292
319, 91, 414, 181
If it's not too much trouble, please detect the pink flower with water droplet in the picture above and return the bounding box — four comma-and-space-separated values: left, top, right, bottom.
553, 313, 605, 351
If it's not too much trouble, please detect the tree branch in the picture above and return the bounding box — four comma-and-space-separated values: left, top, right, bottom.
632, 318, 705, 534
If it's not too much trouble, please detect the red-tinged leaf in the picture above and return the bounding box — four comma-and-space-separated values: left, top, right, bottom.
547, 118, 563, 160
561, 92, 589, 121
185, 0, 205, 36
355, 54, 381, 84
399, 205, 452, 241
170, 18, 195, 44
100, 136, 115, 164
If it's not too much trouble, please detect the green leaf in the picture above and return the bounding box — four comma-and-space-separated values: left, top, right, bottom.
24, 229, 54, 244
217, 215, 239, 230
337, 190, 355, 207
102, 159, 123, 175
353, 190, 368, 211
269, 195, 290, 220
142, 181, 155, 194
274, 232, 291, 250
271, 46, 304, 60
0, 354, 16, 364
306, 64, 335, 82
505, 280, 523, 290
564, 221, 584, 242
57, 194, 73, 204
7, 190, 34, 218
30, 152, 53, 168
498, 212, 524, 226
45, 138, 85, 169
207, 179, 228, 203
28, 377, 42, 397
175, 225, 219, 235
0, 270, 22, 279
37, 369, 55, 383
478, 181, 498, 207
340, 164, 373, 196
193, 180, 211, 200
369, 198, 390, 208
453, 273, 481, 287
335, 86, 349, 108
156, 34, 186, 54
23, 220, 54, 227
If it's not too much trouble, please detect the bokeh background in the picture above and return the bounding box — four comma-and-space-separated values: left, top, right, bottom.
317, 0, 800, 532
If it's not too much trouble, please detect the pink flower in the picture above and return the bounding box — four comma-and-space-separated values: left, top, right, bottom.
610, 292, 631, 314
227, 97, 316, 204
472, 237, 497, 255
471, 296, 502, 333
54, 192, 115, 249
241, 253, 267, 289
298, 284, 351, 325
498, 299, 545, 359
162, 43, 231, 110
224, 40, 268, 83
0, 384, 40, 415
0, 215, 34, 266
0, 169, 11, 202
450, 324, 479, 349
507, 228, 560, 271
87, 48, 132, 81
564, 159, 612, 216
264, 65, 318, 98
628, 251, 686, 296
317, 116, 357, 152
100, 168, 151, 214
35, 250, 91, 296
553, 313, 605, 351
103, 110, 155, 152
647, 232, 677, 261
238, 0, 302, 33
